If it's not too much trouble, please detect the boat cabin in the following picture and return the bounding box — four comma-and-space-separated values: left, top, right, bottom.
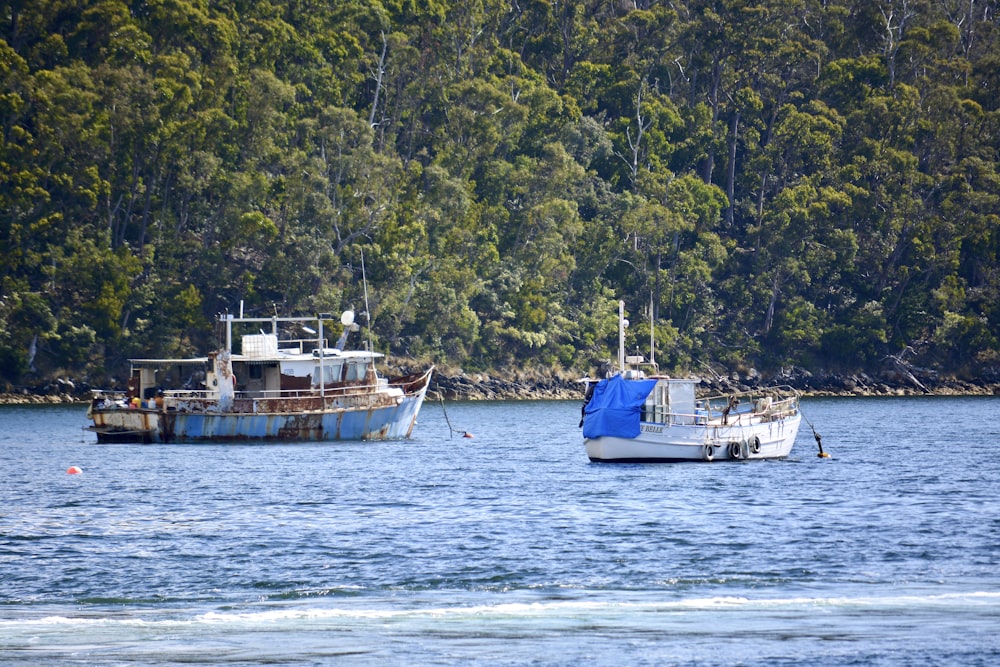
642, 378, 699, 425
234, 333, 378, 397
126, 332, 380, 403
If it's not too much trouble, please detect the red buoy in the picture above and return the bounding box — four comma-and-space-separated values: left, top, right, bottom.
67, 466, 82, 475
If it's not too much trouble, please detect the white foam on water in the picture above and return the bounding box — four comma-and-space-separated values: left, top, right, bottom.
6, 589, 998, 634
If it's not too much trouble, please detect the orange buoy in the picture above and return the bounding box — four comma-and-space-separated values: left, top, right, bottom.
463, 432, 474, 439
67, 466, 82, 475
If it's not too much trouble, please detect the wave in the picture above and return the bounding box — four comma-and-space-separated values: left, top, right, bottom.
4, 590, 999, 629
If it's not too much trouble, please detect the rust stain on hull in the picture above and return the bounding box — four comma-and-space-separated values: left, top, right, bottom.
276, 413, 325, 440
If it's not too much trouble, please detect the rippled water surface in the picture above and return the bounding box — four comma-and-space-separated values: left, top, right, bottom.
2, 397, 999, 665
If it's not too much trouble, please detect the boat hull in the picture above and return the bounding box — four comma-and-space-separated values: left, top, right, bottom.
585, 413, 801, 462
88, 372, 431, 444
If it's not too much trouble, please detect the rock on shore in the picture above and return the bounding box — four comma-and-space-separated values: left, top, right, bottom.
428, 370, 583, 401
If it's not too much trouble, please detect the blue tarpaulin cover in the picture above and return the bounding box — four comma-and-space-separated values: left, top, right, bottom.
582, 375, 657, 439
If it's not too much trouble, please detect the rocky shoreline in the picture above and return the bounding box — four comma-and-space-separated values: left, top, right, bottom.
428, 366, 1000, 400
6, 366, 997, 406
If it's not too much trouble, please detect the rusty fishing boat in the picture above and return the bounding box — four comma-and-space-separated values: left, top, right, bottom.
87, 310, 433, 443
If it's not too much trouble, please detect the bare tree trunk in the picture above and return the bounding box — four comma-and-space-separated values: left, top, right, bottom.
725, 111, 740, 227
702, 57, 722, 184
763, 269, 782, 336
369, 32, 388, 131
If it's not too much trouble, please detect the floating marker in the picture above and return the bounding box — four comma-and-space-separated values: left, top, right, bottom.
463, 432, 474, 439
67, 466, 82, 475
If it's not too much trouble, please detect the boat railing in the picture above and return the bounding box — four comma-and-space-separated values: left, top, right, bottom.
241, 384, 379, 399
91, 389, 127, 401
159, 381, 383, 401
762, 395, 799, 420
272, 337, 328, 355
149, 382, 393, 414
96, 367, 432, 413
89, 389, 130, 411
642, 385, 799, 426
384, 367, 434, 393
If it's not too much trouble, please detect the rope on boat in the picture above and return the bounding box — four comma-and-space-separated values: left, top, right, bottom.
439, 398, 473, 439
800, 410, 830, 458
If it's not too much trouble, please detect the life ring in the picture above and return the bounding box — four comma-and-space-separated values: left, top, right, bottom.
704, 445, 714, 461
728, 441, 742, 459
750, 436, 761, 454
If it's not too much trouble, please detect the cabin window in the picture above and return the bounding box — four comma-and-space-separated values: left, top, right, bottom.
346, 361, 366, 381
314, 361, 344, 385
248, 365, 263, 380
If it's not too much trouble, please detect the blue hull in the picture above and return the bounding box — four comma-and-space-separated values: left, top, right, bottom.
89, 371, 433, 444
155, 397, 424, 442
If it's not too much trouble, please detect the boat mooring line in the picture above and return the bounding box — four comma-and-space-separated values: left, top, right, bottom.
801, 409, 830, 458
439, 398, 473, 439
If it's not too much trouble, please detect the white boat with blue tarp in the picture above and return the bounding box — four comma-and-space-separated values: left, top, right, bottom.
87, 310, 432, 444
582, 372, 801, 462
580, 301, 802, 462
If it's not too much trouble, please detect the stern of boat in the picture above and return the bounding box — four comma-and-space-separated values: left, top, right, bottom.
87, 391, 160, 443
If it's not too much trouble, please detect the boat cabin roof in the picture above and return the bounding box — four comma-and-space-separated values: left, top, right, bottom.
129, 357, 209, 367
128, 311, 382, 369
128, 349, 383, 368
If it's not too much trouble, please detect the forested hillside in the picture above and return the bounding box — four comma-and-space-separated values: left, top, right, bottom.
2, 0, 998, 389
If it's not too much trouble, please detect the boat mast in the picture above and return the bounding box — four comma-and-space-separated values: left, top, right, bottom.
618, 300, 626, 372
318, 316, 325, 399
361, 248, 376, 374
649, 291, 655, 367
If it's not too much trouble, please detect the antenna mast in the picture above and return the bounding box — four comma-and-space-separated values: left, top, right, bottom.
361, 248, 375, 365
649, 290, 655, 367
618, 300, 626, 372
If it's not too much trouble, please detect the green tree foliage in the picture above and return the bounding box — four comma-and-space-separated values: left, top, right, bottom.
1, 0, 998, 387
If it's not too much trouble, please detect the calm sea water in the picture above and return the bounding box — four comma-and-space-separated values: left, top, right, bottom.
2, 396, 999, 666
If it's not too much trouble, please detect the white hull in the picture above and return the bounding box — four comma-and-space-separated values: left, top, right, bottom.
585, 412, 800, 462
